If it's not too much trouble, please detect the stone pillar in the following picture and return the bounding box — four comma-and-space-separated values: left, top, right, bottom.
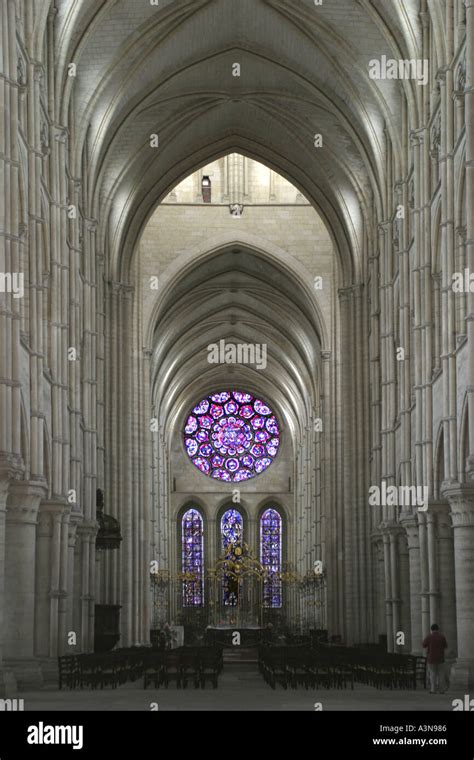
269, 168, 277, 200
4, 481, 46, 687
76, 522, 98, 652
398, 533, 411, 652
229, 153, 244, 205
464, 0, 474, 469
418, 511, 431, 643
389, 530, 398, 646
0, 478, 16, 696
433, 503, 457, 662
426, 508, 439, 624
401, 516, 423, 654
443, 484, 474, 688
194, 168, 203, 201
382, 533, 393, 651
221, 155, 230, 201
66, 516, 79, 652
34, 500, 67, 665
58, 511, 71, 655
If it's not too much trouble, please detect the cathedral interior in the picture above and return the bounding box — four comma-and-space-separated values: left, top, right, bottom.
1, 0, 474, 712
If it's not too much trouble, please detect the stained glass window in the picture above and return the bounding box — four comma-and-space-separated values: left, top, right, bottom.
221, 509, 243, 606
260, 508, 282, 608
181, 508, 204, 606
184, 390, 280, 482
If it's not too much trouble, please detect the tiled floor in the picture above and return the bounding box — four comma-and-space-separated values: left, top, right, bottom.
20, 666, 459, 711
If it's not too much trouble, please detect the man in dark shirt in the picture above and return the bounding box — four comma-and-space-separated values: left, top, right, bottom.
422, 624, 448, 694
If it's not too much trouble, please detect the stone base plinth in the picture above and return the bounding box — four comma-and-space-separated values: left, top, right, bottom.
449, 658, 474, 692
0, 665, 18, 697
4, 658, 43, 690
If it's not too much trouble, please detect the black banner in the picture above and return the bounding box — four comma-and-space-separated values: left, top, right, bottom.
0, 711, 472, 757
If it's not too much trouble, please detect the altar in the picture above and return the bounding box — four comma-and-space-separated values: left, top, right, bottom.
205, 625, 267, 648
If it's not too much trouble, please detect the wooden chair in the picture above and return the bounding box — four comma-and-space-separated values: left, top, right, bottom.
162, 650, 182, 688
181, 649, 200, 689
199, 648, 220, 689
143, 653, 164, 689
58, 656, 79, 690
286, 649, 310, 689
415, 656, 427, 689
332, 655, 354, 690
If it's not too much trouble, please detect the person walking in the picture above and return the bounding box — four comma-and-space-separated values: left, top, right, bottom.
422, 624, 448, 694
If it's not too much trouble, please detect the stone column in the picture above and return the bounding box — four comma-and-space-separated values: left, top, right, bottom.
398, 533, 411, 651
229, 153, 244, 205
194, 168, 203, 201
269, 168, 276, 201
426, 508, 439, 624
443, 484, 474, 688
401, 516, 423, 654
4, 481, 46, 687
58, 511, 71, 654
77, 522, 98, 652
66, 516, 79, 653
0, 478, 16, 696
464, 0, 474, 470
339, 288, 356, 642
433, 503, 457, 662
418, 511, 431, 643
389, 528, 402, 651
220, 156, 229, 201
382, 533, 393, 651
34, 500, 67, 665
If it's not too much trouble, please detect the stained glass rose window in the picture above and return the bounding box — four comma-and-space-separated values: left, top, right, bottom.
184, 391, 280, 481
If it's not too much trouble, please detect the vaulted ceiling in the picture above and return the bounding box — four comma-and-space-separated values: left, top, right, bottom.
151, 245, 324, 441
35, 0, 446, 281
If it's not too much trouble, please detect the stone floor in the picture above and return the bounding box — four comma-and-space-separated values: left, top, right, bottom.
20, 665, 460, 711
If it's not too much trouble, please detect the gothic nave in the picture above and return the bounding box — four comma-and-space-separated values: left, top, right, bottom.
1, 0, 474, 716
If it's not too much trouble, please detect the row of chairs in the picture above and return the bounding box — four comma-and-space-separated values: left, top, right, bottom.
259, 647, 353, 690
58, 646, 223, 690
143, 648, 223, 689
353, 651, 426, 690
258, 646, 426, 691
58, 653, 129, 690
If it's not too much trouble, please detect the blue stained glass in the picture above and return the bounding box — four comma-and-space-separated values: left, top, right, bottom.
221, 509, 243, 606
181, 508, 204, 606
260, 508, 282, 608
184, 391, 280, 481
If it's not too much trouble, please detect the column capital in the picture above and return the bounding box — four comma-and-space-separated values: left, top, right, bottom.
441, 483, 474, 527
382, 523, 406, 539
0, 452, 25, 482
108, 280, 134, 297
76, 520, 99, 538
6, 480, 47, 523
435, 66, 448, 85
425, 500, 450, 519
400, 516, 420, 549
426, 500, 451, 525
409, 128, 424, 147
53, 125, 68, 144
37, 499, 68, 534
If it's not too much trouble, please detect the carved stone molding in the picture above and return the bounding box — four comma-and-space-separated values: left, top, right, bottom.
40, 121, 50, 156
17, 56, 26, 88
53, 126, 68, 144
